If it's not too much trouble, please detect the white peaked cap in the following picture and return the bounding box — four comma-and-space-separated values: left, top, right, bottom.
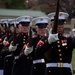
48, 12, 69, 20
31, 16, 51, 25
9, 19, 19, 25
1, 19, 8, 24
16, 16, 33, 23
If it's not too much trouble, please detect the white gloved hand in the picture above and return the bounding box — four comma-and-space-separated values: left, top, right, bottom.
3, 37, 7, 45
24, 46, 33, 56
9, 41, 18, 52
72, 31, 75, 37
48, 28, 58, 44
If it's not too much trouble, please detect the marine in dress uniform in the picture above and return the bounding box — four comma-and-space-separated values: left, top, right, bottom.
0, 19, 14, 75
0, 19, 6, 75
0, 19, 6, 52
23, 16, 50, 75
3, 19, 19, 75
11, 16, 33, 75
35, 12, 75, 75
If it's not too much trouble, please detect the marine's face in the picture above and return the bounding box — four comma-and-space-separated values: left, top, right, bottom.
10, 26, 14, 33
22, 25, 29, 33
57, 25, 64, 34
37, 27, 47, 36
18, 24, 22, 33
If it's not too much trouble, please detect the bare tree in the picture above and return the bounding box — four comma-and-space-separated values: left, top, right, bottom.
37, 0, 75, 18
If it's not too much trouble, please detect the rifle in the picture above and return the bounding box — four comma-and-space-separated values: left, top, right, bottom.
0, 19, 11, 53
44, 0, 60, 60
1, 19, 10, 46
26, 16, 32, 47
52, 0, 60, 34
12, 19, 16, 46
27, 25, 32, 47
5, 19, 10, 40
1, 36, 13, 51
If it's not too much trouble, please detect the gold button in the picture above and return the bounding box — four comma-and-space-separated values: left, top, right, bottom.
58, 49, 61, 52
23, 42, 25, 44
64, 43, 67, 45
60, 58, 62, 61
57, 41, 60, 43
59, 54, 62, 56
58, 45, 60, 47
23, 39, 25, 41
62, 43, 65, 46
49, 70, 51, 72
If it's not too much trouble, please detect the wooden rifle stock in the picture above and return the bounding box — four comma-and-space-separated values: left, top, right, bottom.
27, 26, 32, 47
5, 28, 9, 40
5, 19, 10, 40
13, 27, 16, 46
52, 0, 60, 34
44, 0, 60, 60
1, 36, 13, 51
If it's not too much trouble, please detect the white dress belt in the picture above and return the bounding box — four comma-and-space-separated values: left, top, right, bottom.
33, 59, 45, 64
6, 54, 12, 57
46, 63, 72, 69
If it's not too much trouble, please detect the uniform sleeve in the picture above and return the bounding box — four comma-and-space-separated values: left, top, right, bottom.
35, 38, 52, 58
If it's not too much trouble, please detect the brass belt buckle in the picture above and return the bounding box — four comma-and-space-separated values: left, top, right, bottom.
57, 63, 63, 67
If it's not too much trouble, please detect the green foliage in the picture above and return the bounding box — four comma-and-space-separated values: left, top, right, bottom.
1, 0, 12, 3
72, 49, 75, 70
1, 0, 26, 9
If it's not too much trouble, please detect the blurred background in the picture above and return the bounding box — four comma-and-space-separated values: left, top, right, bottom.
0, 0, 75, 18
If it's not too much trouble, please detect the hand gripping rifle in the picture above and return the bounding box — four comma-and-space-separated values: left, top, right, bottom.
0, 19, 10, 54
44, 0, 60, 60
0, 19, 9, 44
52, 0, 60, 34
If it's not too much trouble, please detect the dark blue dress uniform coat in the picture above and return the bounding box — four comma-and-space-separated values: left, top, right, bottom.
3, 33, 28, 75
3, 33, 20, 75
0, 33, 6, 69
35, 34, 75, 75
0, 32, 13, 70
30, 35, 47, 75
11, 35, 43, 75
11, 33, 32, 75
